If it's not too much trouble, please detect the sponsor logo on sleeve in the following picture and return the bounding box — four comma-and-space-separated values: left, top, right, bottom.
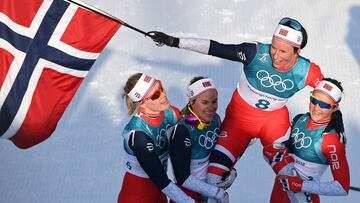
327, 145, 340, 170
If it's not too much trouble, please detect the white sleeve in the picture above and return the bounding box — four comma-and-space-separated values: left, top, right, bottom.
182, 175, 219, 198
178, 38, 211, 54
162, 182, 196, 203
302, 180, 347, 196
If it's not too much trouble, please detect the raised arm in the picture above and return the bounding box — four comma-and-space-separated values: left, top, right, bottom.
148, 31, 257, 65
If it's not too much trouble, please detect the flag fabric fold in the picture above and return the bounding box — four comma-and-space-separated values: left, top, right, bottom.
0, 0, 120, 148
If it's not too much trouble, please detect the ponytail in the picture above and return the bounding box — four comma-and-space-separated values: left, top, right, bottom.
123, 73, 142, 115
124, 95, 138, 115
324, 110, 346, 143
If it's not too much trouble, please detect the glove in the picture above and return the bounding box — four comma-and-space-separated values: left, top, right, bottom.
263, 143, 287, 165
277, 175, 303, 192
147, 31, 179, 47
214, 188, 229, 203
263, 143, 294, 174
205, 174, 221, 203
217, 168, 237, 189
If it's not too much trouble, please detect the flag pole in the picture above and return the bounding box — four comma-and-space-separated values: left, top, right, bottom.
65, 0, 150, 37
350, 186, 360, 192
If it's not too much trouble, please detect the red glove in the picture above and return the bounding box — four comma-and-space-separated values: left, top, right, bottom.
277, 175, 303, 192
263, 143, 294, 174
263, 143, 287, 165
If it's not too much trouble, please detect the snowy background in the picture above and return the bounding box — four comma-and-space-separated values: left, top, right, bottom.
1, 0, 360, 202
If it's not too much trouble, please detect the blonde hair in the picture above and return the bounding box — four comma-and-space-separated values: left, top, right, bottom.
123, 73, 142, 115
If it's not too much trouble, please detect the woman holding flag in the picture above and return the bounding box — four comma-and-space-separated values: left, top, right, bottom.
147, 17, 324, 194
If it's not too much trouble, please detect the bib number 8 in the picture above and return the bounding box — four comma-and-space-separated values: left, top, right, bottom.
126, 161, 132, 170
255, 99, 270, 109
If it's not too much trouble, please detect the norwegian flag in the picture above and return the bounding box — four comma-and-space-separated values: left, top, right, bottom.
0, 0, 120, 148
323, 83, 333, 91
279, 28, 288, 36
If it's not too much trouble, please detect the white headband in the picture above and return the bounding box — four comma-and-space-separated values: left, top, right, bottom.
187, 78, 217, 99
314, 80, 342, 103
273, 24, 303, 48
127, 74, 157, 102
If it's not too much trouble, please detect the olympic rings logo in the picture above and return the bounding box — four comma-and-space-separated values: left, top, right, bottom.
291, 128, 312, 149
156, 124, 171, 149
256, 70, 294, 92
199, 128, 220, 149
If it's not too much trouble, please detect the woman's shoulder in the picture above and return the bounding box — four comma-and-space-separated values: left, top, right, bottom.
169, 105, 181, 120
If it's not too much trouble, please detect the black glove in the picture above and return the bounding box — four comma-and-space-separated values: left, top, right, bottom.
148, 31, 179, 47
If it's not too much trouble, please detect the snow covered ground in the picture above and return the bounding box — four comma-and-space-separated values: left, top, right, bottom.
1, 0, 360, 202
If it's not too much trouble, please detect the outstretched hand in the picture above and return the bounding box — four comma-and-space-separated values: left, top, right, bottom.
148, 31, 179, 47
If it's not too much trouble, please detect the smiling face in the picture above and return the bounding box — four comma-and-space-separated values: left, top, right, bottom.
309, 91, 337, 122
270, 38, 299, 70
190, 89, 218, 122
141, 81, 170, 114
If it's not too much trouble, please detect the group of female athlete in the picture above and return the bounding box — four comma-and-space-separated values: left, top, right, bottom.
118, 17, 350, 203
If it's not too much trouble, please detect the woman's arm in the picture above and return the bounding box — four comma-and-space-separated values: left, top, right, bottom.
296, 133, 350, 196
277, 133, 350, 196
169, 124, 228, 201
179, 38, 257, 65
147, 31, 257, 65
129, 131, 195, 202
304, 63, 324, 87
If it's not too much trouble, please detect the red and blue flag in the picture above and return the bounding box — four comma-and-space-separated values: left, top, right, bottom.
0, 0, 120, 148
